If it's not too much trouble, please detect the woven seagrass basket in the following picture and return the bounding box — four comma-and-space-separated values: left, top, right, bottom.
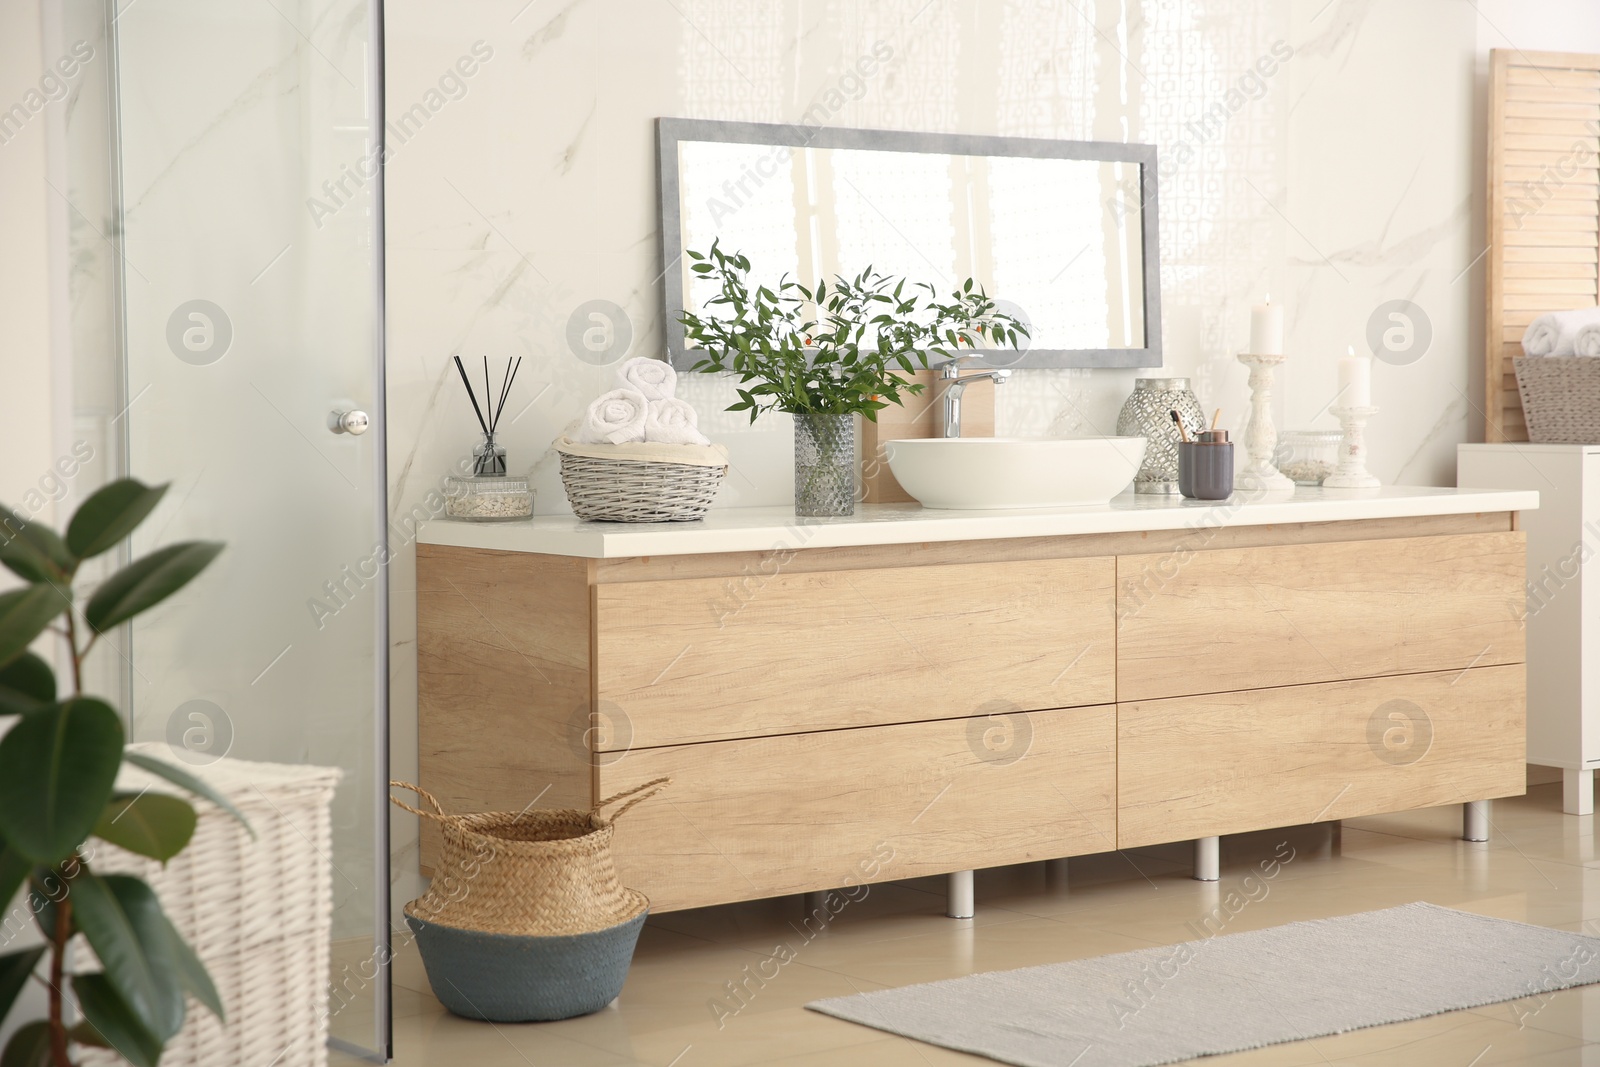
1513, 356, 1600, 443
390, 778, 666, 936
390, 778, 668, 1022
558, 451, 725, 522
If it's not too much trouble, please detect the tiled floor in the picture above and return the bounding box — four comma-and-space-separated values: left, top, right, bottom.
332, 783, 1600, 1066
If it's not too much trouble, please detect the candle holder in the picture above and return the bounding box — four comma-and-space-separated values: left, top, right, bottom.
1236, 353, 1295, 493
1323, 405, 1381, 489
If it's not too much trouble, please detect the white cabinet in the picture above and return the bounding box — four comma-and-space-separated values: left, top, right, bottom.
1459, 443, 1597, 814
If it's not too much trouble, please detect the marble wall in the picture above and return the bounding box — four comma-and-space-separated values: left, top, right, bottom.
382, 0, 1600, 901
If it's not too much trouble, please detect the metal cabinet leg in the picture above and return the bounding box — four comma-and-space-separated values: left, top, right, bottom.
1463, 800, 1490, 842
947, 870, 974, 918
1193, 836, 1219, 881
1564, 769, 1595, 816
803, 890, 831, 919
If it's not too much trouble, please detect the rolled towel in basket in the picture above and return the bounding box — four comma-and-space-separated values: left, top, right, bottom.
1522, 307, 1600, 356
644, 397, 710, 446
1577, 322, 1600, 357
617, 356, 677, 400
576, 388, 648, 444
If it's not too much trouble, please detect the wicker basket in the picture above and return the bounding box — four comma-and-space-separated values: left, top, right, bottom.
77, 744, 342, 1067
558, 451, 726, 522
1514, 356, 1600, 443
390, 779, 668, 1022
389, 778, 666, 937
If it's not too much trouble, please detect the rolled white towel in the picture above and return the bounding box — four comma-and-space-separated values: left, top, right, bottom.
1578, 322, 1600, 357
644, 397, 710, 446
617, 356, 677, 401
1522, 307, 1600, 356
576, 388, 648, 444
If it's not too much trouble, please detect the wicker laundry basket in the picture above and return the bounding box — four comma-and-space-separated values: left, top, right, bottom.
1513, 356, 1600, 443
554, 436, 728, 522
390, 778, 668, 1021
76, 743, 342, 1067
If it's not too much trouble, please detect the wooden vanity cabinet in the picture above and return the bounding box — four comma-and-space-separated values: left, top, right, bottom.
417, 512, 1528, 912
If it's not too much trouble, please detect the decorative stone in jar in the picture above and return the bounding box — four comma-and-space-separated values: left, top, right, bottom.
1274, 430, 1342, 487
444, 474, 533, 522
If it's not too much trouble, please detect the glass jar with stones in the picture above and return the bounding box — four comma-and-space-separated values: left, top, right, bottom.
1116, 378, 1206, 495
443, 432, 533, 521
1274, 429, 1342, 487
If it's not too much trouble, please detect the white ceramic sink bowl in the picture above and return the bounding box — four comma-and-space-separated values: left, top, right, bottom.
884, 436, 1147, 509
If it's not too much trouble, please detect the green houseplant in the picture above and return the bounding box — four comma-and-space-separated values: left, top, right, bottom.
0, 478, 245, 1067
677, 241, 1028, 516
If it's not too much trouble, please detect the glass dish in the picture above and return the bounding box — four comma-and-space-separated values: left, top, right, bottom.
444, 474, 533, 522
1274, 430, 1342, 486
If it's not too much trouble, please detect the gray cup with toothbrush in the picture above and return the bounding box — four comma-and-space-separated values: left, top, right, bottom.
1173, 410, 1233, 500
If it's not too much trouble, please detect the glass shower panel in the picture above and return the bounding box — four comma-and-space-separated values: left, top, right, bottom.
55, 0, 128, 703
113, 0, 388, 1056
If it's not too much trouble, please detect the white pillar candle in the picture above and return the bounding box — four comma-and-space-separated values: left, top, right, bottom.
1338, 345, 1372, 408
1249, 295, 1284, 356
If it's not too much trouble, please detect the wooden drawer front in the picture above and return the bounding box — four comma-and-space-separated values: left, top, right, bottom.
600, 706, 1116, 912
595, 557, 1115, 748
1116, 665, 1526, 849
1116, 533, 1526, 701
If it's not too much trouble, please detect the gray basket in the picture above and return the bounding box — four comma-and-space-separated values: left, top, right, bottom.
405, 909, 648, 1022
558, 451, 726, 522
1513, 356, 1600, 443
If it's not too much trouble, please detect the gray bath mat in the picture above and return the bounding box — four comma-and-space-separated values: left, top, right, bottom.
807, 902, 1600, 1067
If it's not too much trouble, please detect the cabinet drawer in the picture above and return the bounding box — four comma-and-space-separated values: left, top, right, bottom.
595, 557, 1115, 748
600, 706, 1116, 912
1116, 533, 1525, 701
1116, 665, 1526, 849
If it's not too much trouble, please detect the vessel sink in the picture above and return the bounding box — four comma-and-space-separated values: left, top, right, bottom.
884, 436, 1147, 509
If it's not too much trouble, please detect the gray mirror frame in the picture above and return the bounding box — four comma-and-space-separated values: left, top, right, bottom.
657, 117, 1162, 371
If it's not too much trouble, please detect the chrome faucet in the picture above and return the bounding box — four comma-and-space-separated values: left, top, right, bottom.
935, 356, 1011, 438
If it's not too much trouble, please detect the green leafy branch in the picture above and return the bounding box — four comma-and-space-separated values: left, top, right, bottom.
678, 241, 1029, 423
0, 479, 245, 1067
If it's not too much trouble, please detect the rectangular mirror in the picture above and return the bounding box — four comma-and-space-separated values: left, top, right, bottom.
658, 118, 1161, 370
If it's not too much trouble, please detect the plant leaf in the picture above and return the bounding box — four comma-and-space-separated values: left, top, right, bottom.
84, 541, 223, 634
71, 874, 186, 1043
67, 1022, 112, 1049
0, 698, 123, 862
0, 507, 72, 585
0, 947, 45, 1022
122, 750, 253, 835
71, 974, 162, 1067
0, 1020, 52, 1067
93, 793, 197, 863
66, 480, 169, 561
0, 847, 28, 912
0, 652, 54, 715
0, 586, 69, 671
155, 909, 224, 1020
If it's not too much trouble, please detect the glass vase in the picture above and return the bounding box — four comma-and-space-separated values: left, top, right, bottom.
793, 413, 856, 517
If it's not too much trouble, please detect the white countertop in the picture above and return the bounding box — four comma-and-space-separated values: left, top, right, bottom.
417, 485, 1539, 559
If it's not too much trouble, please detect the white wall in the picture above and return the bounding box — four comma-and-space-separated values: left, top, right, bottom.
0, 0, 58, 527
0, 0, 54, 1047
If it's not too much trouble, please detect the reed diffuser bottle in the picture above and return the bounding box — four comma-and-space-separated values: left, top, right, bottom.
444, 355, 534, 521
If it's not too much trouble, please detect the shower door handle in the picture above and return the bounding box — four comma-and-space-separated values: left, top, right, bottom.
330, 410, 370, 435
